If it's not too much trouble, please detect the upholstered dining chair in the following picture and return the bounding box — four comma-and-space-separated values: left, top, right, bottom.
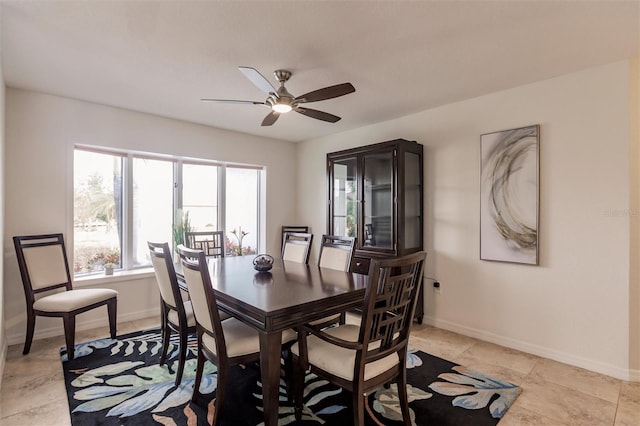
291, 251, 426, 425
13, 233, 118, 361
318, 234, 356, 271
312, 234, 357, 328
184, 230, 225, 257
177, 245, 296, 423
148, 241, 196, 386
281, 225, 309, 253
281, 232, 313, 264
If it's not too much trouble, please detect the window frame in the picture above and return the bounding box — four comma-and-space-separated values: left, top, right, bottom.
72, 145, 264, 277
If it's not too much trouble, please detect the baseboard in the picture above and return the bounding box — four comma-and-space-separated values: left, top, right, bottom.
6, 307, 158, 347
424, 316, 636, 382
0, 336, 7, 392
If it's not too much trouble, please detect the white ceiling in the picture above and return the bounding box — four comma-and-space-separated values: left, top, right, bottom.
1, 1, 638, 143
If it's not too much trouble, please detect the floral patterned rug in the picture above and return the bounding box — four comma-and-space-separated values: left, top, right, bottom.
61, 329, 521, 425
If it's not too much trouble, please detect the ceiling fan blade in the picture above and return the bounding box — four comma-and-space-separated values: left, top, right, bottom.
261, 111, 280, 126
295, 83, 355, 103
239, 66, 276, 94
295, 107, 341, 123
200, 99, 266, 105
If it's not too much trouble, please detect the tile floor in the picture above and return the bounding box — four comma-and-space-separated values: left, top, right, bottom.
0, 317, 638, 425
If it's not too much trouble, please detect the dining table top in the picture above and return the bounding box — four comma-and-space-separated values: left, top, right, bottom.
175, 254, 369, 332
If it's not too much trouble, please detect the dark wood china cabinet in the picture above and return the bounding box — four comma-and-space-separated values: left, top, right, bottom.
327, 138, 424, 322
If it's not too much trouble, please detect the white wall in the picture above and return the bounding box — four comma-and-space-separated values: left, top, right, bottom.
3, 89, 298, 345
0, 12, 6, 386
298, 59, 639, 380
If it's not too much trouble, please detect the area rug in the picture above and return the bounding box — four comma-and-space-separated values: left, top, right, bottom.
61, 329, 521, 425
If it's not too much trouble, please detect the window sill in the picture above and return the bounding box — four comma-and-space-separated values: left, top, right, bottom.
74, 267, 155, 287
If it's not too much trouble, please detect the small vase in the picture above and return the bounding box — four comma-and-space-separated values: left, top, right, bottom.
104, 267, 114, 276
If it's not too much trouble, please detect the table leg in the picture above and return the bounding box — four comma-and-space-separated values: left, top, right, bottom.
259, 330, 282, 426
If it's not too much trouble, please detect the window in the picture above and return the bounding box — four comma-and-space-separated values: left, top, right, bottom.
226, 167, 259, 256
74, 150, 123, 274
182, 163, 218, 231
132, 157, 174, 267
73, 147, 263, 276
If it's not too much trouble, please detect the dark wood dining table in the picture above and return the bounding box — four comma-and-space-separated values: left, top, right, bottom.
175, 255, 368, 426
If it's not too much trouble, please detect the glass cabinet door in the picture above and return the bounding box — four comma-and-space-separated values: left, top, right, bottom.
330, 157, 358, 239
404, 152, 421, 250
362, 151, 394, 250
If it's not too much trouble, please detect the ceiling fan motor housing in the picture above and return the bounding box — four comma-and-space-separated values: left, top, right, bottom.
274, 69, 292, 83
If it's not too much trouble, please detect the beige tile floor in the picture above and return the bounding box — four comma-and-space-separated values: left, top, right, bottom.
0, 317, 638, 425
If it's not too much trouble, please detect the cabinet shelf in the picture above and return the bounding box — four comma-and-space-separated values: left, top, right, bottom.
365, 184, 392, 191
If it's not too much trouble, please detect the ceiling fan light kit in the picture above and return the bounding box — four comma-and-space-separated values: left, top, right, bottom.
201, 66, 355, 126
272, 103, 292, 113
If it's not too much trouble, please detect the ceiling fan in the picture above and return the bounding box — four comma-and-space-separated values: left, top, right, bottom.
201, 66, 355, 126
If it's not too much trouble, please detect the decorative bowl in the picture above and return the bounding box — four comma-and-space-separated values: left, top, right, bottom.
253, 254, 274, 272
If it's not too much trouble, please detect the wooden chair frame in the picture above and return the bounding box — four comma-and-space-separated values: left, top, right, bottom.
148, 241, 194, 386
292, 251, 426, 425
13, 233, 117, 360
318, 234, 356, 272
281, 225, 309, 253
281, 232, 313, 264
184, 230, 225, 257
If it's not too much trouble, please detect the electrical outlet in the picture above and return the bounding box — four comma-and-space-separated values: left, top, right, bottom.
433, 281, 441, 294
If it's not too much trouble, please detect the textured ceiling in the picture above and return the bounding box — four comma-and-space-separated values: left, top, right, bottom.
1, 1, 638, 142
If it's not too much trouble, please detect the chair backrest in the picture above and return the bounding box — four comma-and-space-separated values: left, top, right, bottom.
282, 232, 313, 264
148, 241, 183, 310
13, 234, 73, 303
318, 234, 356, 272
281, 225, 309, 252
177, 245, 228, 354
184, 231, 225, 258
359, 252, 426, 364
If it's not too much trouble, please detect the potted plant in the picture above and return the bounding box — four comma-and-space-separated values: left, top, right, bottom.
104, 263, 115, 276
230, 227, 249, 256
173, 210, 194, 252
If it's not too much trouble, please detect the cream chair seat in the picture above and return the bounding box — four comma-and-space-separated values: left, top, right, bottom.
33, 288, 117, 312
292, 324, 398, 381
202, 318, 296, 357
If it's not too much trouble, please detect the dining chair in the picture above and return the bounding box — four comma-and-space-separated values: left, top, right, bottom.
148, 241, 196, 386
184, 230, 225, 257
318, 234, 356, 271
13, 233, 118, 361
281, 225, 309, 254
291, 251, 426, 425
176, 245, 296, 422
281, 232, 313, 264
312, 234, 357, 328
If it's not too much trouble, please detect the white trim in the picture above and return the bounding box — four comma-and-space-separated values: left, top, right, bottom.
6, 307, 158, 347
424, 316, 637, 382
74, 144, 265, 170
74, 267, 155, 287
0, 337, 7, 392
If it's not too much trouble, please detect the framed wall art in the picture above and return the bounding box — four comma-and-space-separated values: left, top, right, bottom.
480, 125, 539, 265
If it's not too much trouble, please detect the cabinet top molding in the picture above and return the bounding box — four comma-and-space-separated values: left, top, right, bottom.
325, 139, 422, 158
